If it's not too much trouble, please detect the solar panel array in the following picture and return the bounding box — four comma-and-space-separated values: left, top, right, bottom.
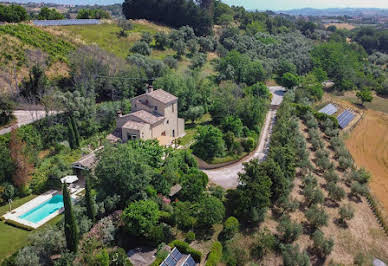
32, 19, 101, 26
337, 110, 355, 129
160, 248, 183, 266
319, 103, 338, 115
183, 256, 196, 266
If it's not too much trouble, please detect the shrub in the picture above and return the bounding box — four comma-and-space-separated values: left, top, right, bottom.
185, 231, 196, 243
349, 168, 371, 184
305, 205, 328, 229
169, 240, 202, 262
205, 241, 222, 266
277, 216, 303, 243
304, 185, 324, 207
338, 204, 354, 224
338, 156, 353, 171
312, 230, 334, 258
222, 216, 240, 240
254, 229, 277, 259
350, 182, 368, 197
280, 244, 311, 266
327, 182, 345, 202
130, 41, 151, 56
323, 169, 339, 183
241, 137, 255, 152
163, 56, 178, 69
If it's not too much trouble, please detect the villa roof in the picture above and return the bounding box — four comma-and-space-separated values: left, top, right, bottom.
123, 120, 148, 130
131, 110, 164, 125
72, 147, 103, 170
148, 89, 177, 104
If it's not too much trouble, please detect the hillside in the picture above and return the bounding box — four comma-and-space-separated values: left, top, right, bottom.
0, 23, 74, 93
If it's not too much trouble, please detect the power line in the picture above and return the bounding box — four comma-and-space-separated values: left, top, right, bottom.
95, 75, 157, 81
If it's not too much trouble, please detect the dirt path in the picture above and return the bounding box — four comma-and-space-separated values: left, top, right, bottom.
0, 110, 52, 135
204, 86, 285, 189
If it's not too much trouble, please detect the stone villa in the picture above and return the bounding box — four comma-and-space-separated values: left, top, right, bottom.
110, 88, 185, 145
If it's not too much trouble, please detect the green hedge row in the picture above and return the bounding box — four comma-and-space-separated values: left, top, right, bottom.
205, 241, 222, 266
365, 191, 388, 236
169, 240, 202, 262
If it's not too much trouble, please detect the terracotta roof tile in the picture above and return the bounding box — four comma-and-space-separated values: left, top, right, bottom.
123, 120, 148, 130
130, 110, 164, 125
148, 89, 177, 104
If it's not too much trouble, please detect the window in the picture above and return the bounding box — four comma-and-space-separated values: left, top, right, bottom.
154, 106, 158, 111
172, 104, 174, 112
166, 120, 169, 124
172, 129, 175, 137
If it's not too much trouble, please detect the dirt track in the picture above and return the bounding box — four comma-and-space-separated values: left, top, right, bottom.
345, 109, 388, 213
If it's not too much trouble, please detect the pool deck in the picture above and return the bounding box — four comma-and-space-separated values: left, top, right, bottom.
2, 188, 83, 230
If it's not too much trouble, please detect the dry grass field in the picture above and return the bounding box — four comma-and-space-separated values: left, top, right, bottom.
324, 23, 356, 30
345, 110, 388, 216
319, 92, 388, 216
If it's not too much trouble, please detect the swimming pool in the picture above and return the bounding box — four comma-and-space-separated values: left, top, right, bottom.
18, 195, 64, 223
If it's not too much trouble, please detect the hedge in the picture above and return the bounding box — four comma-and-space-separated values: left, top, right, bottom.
365, 191, 388, 236
169, 240, 202, 262
205, 241, 222, 266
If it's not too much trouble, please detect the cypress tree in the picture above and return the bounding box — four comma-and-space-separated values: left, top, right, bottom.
67, 117, 76, 149
85, 175, 96, 221
63, 183, 79, 253
70, 115, 80, 148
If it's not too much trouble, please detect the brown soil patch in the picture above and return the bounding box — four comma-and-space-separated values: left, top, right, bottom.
345, 109, 388, 217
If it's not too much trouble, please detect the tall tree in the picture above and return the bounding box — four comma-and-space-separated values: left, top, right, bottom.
63, 183, 79, 253
70, 116, 80, 148
67, 117, 76, 149
85, 175, 96, 222
236, 159, 272, 223
9, 129, 33, 188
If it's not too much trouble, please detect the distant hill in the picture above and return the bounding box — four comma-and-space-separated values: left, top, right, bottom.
279, 8, 388, 17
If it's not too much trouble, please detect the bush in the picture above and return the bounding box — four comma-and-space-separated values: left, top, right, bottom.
254, 229, 277, 259
280, 244, 311, 266
205, 241, 222, 266
222, 216, 240, 240
327, 182, 345, 202
312, 230, 334, 258
350, 182, 368, 197
338, 204, 354, 224
163, 56, 178, 69
169, 240, 202, 262
277, 216, 303, 243
305, 205, 328, 229
241, 137, 255, 152
349, 168, 371, 184
185, 231, 196, 243
130, 41, 151, 56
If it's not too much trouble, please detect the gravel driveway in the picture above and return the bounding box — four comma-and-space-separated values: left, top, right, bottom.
203, 86, 285, 189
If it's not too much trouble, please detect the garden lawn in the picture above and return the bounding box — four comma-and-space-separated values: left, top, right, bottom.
0, 195, 36, 261
0, 194, 64, 261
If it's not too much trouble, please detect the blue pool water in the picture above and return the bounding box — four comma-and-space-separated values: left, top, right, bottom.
19, 195, 64, 224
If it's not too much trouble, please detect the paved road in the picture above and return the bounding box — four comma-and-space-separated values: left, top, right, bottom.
203, 86, 285, 189
0, 110, 51, 135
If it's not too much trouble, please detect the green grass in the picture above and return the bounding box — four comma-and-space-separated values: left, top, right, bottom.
210, 152, 249, 165
330, 91, 388, 114
58, 22, 174, 60
0, 194, 64, 261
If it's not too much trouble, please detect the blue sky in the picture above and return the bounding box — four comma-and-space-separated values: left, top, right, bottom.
6, 0, 388, 10
222, 0, 388, 10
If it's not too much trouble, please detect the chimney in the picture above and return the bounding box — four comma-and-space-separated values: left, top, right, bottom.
146, 84, 154, 94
